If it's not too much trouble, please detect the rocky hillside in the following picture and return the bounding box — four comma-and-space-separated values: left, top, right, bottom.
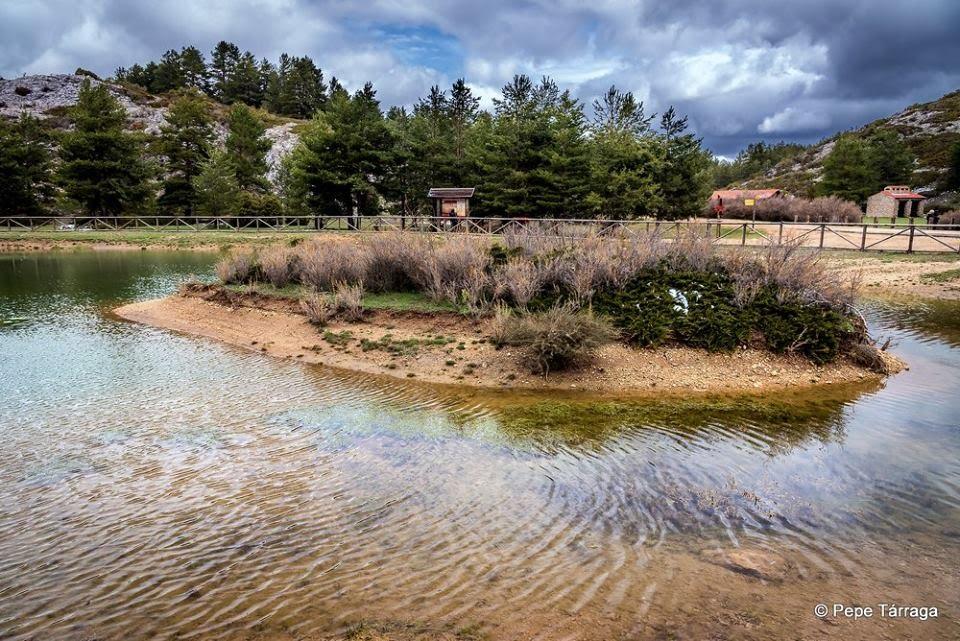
737, 89, 960, 197
0, 73, 301, 182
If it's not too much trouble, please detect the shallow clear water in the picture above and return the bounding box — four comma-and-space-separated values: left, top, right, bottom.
0, 251, 958, 640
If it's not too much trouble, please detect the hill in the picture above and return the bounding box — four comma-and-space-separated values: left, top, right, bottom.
0, 73, 302, 182
734, 89, 960, 198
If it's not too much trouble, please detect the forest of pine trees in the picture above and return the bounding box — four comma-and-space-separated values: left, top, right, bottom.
2, 42, 721, 221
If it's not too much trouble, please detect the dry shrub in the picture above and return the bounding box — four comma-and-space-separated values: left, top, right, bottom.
940, 210, 960, 228
214, 248, 257, 284
300, 282, 365, 326
488, 302, 514, 347
176, 278, 208, 296
298, 238, 368, 290
495, 257, 543, 309
666, 229, 717, 272
301, 292, 336, 326
332, 281, 364, 322
259, 245, 298, 288
725, 196, 862, 223
363, 232, 431, 292
421, 236, 491, 303
729, 241, 857, 308
848, 340, 893, 374
497, 303, 617, 375
502, 224, 566, 257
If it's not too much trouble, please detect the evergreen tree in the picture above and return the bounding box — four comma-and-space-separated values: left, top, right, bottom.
291, 83, 392, 223
866, 130, 914, 187
193, 150, 240, 217
151, 49, 184, 93
448, 79, 480, 184
587, 89, 662, 219
381, 106, 418, 217
946, 141, 960, 190
158, 90, 214, 214
210, 41, 241, 102
655, 107, 711, 220
592, 85, 654, 138
0, 114, 55, 217
225, 103, 271, 191
230, 52, 265, 106
267, 55, 326, 117
58, 80, 149, 218
179, 46, 208, 91
819, 135, 880, 204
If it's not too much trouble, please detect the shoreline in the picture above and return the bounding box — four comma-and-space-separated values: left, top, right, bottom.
114, 292, 901, 396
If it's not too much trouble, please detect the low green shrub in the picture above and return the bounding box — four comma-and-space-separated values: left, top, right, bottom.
496, 304, 617, 375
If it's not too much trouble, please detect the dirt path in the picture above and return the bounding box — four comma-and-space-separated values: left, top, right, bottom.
824, 255, 960, 300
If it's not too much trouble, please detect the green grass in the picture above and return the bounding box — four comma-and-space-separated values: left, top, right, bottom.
921, 267, 960, 283
0, 229, 320, 249
224, 283, 463, 314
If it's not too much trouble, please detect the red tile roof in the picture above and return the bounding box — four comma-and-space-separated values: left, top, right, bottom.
878, 190, 924, 200
710, 189, 782, 200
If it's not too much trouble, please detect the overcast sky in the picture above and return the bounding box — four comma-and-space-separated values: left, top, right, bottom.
3, 0, 959, 157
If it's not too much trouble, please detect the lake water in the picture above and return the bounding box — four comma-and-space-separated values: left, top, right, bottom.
1, 250, 958, 641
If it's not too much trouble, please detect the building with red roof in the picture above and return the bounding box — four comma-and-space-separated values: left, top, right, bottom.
866, 186, 925, 219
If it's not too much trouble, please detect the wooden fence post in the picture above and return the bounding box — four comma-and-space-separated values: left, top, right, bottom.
907, 224, 915, 253
778, 221, 783, 245
819, 224, 826, 249
860, 224, 868, 251
741, 223, 747, 245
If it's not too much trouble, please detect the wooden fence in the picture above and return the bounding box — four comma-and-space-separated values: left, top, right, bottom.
2, 215, 960, 253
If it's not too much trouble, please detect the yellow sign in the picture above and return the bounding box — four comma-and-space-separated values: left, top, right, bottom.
744, 198, 755, 206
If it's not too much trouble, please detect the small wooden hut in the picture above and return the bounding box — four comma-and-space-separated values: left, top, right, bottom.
428, 188, 475, 219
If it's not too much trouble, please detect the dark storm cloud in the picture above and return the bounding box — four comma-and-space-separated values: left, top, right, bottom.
2, 0, 957, 156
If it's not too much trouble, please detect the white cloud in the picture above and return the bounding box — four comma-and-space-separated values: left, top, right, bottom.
758, 106, 831, 134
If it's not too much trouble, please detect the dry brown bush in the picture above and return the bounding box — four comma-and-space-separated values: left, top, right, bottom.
259, 245, 298, 288
214, 248, 257, 284
420, 236, 491, 303
723, 196, 862, 223
332, 281, 364, 322
300, 292, 336, 326
363, 232, 431, 292
495, 257, 544, 309
300, 282, 365, 325
298, 238, 369, 290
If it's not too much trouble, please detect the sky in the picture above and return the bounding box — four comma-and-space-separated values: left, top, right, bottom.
2, 0, 959, 157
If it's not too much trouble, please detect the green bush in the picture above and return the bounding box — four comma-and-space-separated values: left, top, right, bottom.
593, 266, 854, 360
496, 304, 617, 374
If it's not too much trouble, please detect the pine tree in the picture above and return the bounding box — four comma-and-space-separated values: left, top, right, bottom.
655, 107, 711, 220
179, 46, 208, 91
946, 141, 960, 190
291, 83, 392, 223
819, 135, 880, 204
58, 80, 149, 219
447, 79, 479, 184
592, 86, 654, 138
225, 103, 270, 191
193, 150, 240, 217
866, 130, 914, 187
587, 87, 661, 218
152, 49, 184, 93
210, 41, 241, 102
158, 90, 214, 214
0, 114, 55, 217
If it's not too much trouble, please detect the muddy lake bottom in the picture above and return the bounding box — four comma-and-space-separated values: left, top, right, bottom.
1, 251, 959, 641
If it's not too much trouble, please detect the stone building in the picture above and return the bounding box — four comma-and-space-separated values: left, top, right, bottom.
866, 186, 925, 219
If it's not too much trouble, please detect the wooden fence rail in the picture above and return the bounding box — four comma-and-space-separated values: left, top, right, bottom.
2, 215, 960, 253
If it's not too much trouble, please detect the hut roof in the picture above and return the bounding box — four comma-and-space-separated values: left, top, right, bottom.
876, 186, 925, 200
710, 189, 782, 200
427, 187, 475, 198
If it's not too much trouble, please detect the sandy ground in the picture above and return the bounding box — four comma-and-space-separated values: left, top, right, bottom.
114, 293, 894, 396
824, 255, 960, 300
